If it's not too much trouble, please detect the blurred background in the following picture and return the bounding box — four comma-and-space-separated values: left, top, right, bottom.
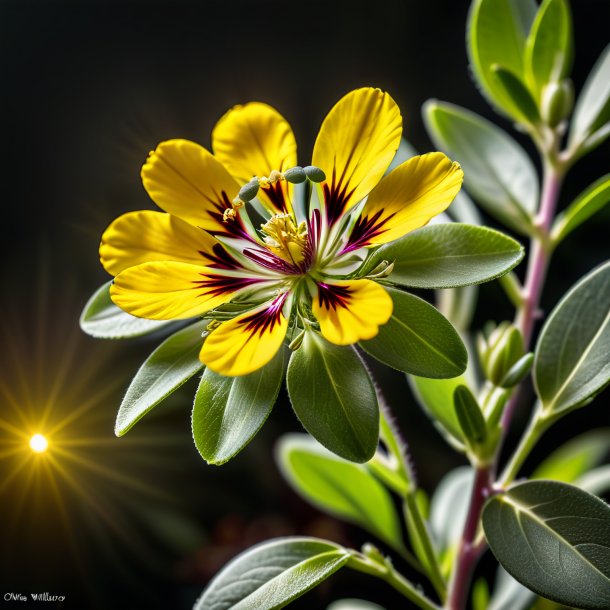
1, 0, 609, 608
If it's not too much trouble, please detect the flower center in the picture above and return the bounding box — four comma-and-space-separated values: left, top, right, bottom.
261, 214, 308, 266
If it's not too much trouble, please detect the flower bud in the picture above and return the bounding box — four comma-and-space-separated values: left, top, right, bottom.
541, 80, 574, 127
303, 165, 326, 183
478, 322, 525, 386
283, 166, 307, 184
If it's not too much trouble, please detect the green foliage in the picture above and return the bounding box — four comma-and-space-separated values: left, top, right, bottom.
523, 0, 573, 99
287, 333, 379, 463
534, 261, 610, 415
491, 65, 540, 125
360, 288, 467, 378
453, 385, 487, 445
194, 537, 351, 610
362, 224, 524, 289
276, 434, 403, 553
552, 175, 610, 243
114, 321, 206, 436
532, 429, 610, 483
467, 0, 537, 119
80, 281, 171, 339
191, 350, 284, 465
409, 373, 468, 444
483, 480, 610, 609
569, 43, 610, 149
423, 101, 538, 234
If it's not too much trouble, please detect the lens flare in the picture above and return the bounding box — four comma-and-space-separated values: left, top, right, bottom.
29, 433, 48, 453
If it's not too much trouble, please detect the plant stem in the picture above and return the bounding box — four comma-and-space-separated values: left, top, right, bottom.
445, 465, 492, 610
499, 410, 550, 486
348, 553, 443, 610
500, 162, 564, 431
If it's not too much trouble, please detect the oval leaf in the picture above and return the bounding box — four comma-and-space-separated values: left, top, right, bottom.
467, 0, 537, 118
276, 434, 403, 552
195, 537, 350, 610
361, 288, 467, 379
570, 43, 610, 146
491, 65, 540, 125
483, 480, 610, 609
192, 349, 284, 465
534, 261, 610, 414
524, 0, 573, 98
80, 281, 172, 339
552, 175, 610, 243
423, 101, 538, 234
287, 334, 379, 463
115, 321, 205, 436
363, 224, 524, 289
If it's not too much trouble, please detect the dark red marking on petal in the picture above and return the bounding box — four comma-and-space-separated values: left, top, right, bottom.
243, 248, 299, 274
307, 208, 322, 254
341, 209, 396, 253
193, 273, 263, 297
199, 242, 243, 270
323, 166, 358, 225
262, 181, 290, 214
316, 282, 352, 311
206, 190, 256, 242
241, 293, 288, 338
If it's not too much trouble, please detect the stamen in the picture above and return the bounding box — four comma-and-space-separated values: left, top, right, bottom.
283, 166, 307, 184
303, 165, 326, 183
223, 208, 237, 222
260, 214, 308, 266
238, 178, 260, 202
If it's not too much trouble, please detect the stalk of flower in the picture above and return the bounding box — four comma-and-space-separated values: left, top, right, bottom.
100, 87, 464, 380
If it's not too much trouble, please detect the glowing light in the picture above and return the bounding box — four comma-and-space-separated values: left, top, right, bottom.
29, 434, 48, 453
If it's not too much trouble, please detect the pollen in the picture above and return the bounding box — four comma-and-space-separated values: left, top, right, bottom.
223, 208, 237, 222
261, 214, 308, 266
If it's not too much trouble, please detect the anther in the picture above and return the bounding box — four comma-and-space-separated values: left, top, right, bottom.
223, 208, 237, 222
258, 176, 271, 188
283, 166, 307, 184
206, 320, 222, 332
232, 197, 245, 209
303, 166, 326, 183
268, 170, 283, 184
238, 178, 260, 202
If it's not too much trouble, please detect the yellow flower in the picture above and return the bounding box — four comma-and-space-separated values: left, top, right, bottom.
100, 88, 463, 377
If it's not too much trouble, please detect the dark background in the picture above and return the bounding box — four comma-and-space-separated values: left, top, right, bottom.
1, 0, 609, 608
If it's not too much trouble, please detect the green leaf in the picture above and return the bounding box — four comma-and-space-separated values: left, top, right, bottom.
362, 223, 524, 289
115, 321, 206, 436
423, 101, 538, 234
482, 480, 610, 609
467, 0, 537, 118
454, 385, 487, 444
80, 281, 172, 339
327, 600, 385, 610
492, 65, 541, 124
532, 429, 610, 483
524, 0, 573, 98
408, 374, 468, 443
276, 434, 403, 552
578, 466, 610, 497
360, 287, 467, 378
534, 261, 610, 415
194, 537, 350, 610
287, 333, 379, 463
570, 43, 610, 146
552, 175, 610, 243
192, 350, 284, 465
429, 467, 474, 575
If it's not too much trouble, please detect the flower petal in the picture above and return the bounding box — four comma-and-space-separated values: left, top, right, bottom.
99, 210, 230, 276
141, 139, 245, 237
347, 153, 464, 249
312, 280, 393, 345
212, 102, 297, 215
312, 88, 402, 222
111, 261, 267, 320
200, 295, 289, 376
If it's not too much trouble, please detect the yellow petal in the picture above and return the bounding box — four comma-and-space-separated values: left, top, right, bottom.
111, 261, 263, 320
350, 153, 464, 247
312, 88, 402, 221
141, 139, 241, 234
200, 297, 289, 376
212, 102, 297, 215
312, 280, 393, 345
100, 210, 222, 276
